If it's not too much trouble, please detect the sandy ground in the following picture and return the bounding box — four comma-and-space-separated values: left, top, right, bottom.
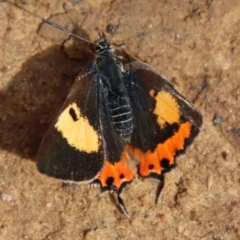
0, 0, 240, 239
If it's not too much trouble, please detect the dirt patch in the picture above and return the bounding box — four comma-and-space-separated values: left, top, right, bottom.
0, 0, 239, 239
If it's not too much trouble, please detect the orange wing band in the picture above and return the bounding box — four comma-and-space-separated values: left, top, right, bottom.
132, 121, 192, 177
98, 147, 134, 189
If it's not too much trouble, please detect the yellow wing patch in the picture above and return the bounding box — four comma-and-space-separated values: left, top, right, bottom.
149, 90, 180, 127
55, 103, 99, 153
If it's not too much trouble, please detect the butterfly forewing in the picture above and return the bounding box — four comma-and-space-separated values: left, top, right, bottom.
36, 63, 104, 182
124, 61, 202, 177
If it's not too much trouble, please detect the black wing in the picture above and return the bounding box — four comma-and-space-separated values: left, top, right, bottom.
124, 61, 202, 178
37, 61, 131, 185
36, 63, 105, 182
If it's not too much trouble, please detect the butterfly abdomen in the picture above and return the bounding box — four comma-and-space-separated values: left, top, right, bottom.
108, 93, 133, 142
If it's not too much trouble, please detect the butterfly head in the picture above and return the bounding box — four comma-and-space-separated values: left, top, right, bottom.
95, 33, 112, 55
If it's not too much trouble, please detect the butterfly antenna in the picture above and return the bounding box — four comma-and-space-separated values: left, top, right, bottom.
108, 28, 117, 44
43, 19, 96, 46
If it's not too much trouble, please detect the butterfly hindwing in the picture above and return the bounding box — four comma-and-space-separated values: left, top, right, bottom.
94, 55, 134, 191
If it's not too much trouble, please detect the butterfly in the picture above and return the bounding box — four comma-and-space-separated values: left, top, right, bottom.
36, 20, 202, 217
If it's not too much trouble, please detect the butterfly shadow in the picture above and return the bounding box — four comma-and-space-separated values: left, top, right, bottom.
0, 36, 94, 161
